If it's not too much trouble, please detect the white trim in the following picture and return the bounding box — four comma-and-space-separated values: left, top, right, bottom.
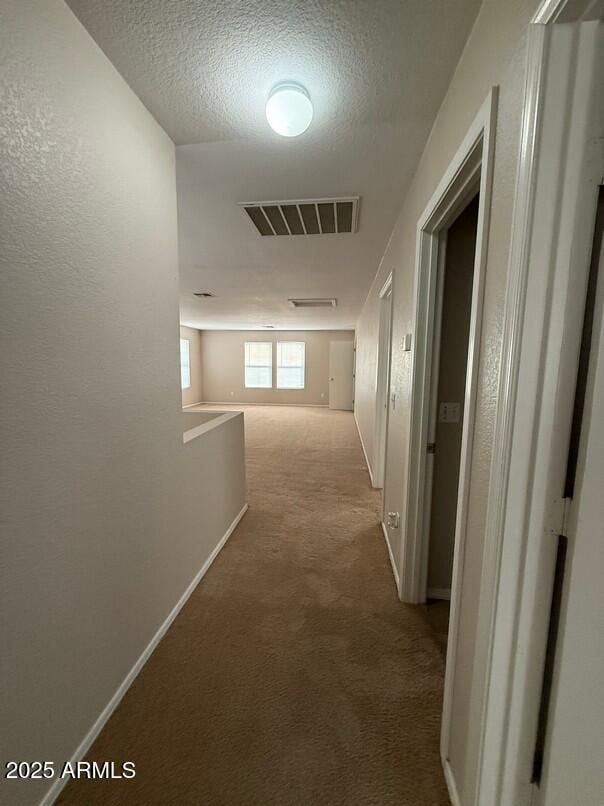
39, 503, 248, 806
378, 273, 393, 299
373, 273, 394, 489
473, 21, 548, 806
532, 0, 569, 22
476, 11, 604, 806
189, 401, 329, 409
531, 0, 598, 24
381, 521, 400, 592
183, 411, 240, 443
441, 90, 498, 774
401, 87, 497, 605
354, 412, 375, 485
427, 587, 451, 601
182, 400, 205, 408
395, 89, 498, 798
444, 758, 462, 806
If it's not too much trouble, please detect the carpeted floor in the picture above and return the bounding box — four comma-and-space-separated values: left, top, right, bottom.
58, 405, 449, 806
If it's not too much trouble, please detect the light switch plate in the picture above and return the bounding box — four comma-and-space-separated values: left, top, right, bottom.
439, 402, 461, 423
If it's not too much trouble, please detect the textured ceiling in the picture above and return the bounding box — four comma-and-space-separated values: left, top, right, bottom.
67, 0, 482, 329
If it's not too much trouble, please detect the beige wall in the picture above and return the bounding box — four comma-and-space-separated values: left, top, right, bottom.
180, 325, 203, 406
428, 197, 478, 592
200, 330, 355, 406
0, 4, 244, 805
354, 0, 541, 802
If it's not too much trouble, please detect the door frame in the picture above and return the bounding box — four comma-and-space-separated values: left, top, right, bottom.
399, 88, 498, 610
373, 273, 393, 488
475, 4, 604, 805
396, 89, 498, 798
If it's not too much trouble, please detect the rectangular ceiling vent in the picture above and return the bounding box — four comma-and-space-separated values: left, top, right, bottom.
288, 298, 337, 308
239, 197, 359, 236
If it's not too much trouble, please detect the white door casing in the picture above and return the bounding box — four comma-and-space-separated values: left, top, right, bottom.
476, 7, 604, 806
374, 273, 393, 488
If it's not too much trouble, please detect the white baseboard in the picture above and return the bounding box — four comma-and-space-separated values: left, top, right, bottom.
353, 412, 376, 486
381, 521, 400, 593
443, 758, 462, 806
427, 587, 451, 601
182, 400, 204, 409
39, 503, 248, 806
198, 401, 328, 408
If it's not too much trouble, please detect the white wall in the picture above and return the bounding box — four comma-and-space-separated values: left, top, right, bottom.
0, 3, 244, 804
354, 0, 541, 802
200, 329, 354, 406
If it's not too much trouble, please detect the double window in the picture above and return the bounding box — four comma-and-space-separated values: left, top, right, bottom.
244, 341, 305, 389
180, 338, 191, 389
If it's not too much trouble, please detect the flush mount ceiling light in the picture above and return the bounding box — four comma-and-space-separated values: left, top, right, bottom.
266, 82, 313, 137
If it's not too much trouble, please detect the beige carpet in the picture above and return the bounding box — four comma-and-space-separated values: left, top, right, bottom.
59, 405, 449, 806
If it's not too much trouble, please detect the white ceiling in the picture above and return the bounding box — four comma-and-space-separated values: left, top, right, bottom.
67, 0, 481, 330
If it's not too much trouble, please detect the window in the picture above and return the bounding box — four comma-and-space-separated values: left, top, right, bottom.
180, 338, 191, 389
244, 342, 272, 388
277, 341, 305, 389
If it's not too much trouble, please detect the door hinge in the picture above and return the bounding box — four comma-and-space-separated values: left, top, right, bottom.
548, 497, 572, 538
427, 442, 436, 454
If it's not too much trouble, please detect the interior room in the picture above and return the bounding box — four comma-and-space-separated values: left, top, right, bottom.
2, 2, 602, 806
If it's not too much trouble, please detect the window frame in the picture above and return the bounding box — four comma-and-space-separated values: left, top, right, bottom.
276, 341, 306, 390
180, 338, 191, 390
244, 341, 273, 389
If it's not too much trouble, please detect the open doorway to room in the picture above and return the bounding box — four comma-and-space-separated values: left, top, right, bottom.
397, 90, 497, 792
374, 273, 393, 490
422, 195, 479, 646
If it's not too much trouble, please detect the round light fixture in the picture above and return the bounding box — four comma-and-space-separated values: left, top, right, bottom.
266, 82, 313, 137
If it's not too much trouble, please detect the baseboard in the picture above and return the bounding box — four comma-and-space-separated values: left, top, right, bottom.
443, 758, 462, 806
353, 412, 376, 486
198, 401, 328, 408
39, 503, 249, 806
427, 587, 451, 601
182, 400, 204, 409
381, 521, 400, 593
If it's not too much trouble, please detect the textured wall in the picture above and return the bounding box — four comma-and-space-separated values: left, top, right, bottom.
354, 0, 541, 802
200, 330, 354, 406
0, 3, 243, 805
180, 325, 203, 406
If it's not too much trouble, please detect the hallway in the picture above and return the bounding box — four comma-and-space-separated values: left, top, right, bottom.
59, 406, 449, 806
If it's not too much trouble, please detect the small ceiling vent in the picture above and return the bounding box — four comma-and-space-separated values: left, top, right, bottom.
288, 298, 337, 308
239, 197, 359, 236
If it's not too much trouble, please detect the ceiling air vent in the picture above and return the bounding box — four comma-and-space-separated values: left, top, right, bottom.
239, 197, 359, 236
288, 298, 337, 308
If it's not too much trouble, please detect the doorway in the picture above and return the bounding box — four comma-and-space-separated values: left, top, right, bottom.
374, 274, 393, 489
396, 89, 497, 795
424, 196, 479, 603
